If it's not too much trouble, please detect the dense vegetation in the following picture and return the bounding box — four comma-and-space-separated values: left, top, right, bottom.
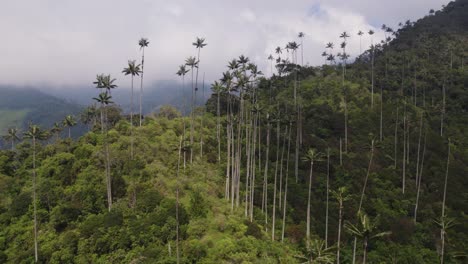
1, 1, 467, 263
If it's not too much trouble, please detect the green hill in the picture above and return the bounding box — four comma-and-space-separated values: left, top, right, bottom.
0, 1, 467, 263
0, 87, 85, 138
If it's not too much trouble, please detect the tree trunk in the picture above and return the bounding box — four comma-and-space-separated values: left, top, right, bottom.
394, 105, 399, 169
402, 102, 407, 194
325, 148, 330, 247
272, 119, 280, 241
354, 140, 374, 263
337, 199, 343, 264
130, 74, 134, 159
306, 161, 314, 248
140, 47, 145, 126
33, 137, 38, 263
362, 238, 368, 264
281, 123, 292, 242
263, 121, 271, 228
414, 128, 426, 223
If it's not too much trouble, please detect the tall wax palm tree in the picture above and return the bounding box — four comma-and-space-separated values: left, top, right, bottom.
122, 60, 142, 159
345, 212, 391, 264
438, 139, 451, 264
50, 122, 63, 141
62, 115, 77, 138
298, 32, 305, 66
24, 124, 48, 263
352, 139, 375, 263
303, 148, 324, 247
331, 187, 351, 264
92, 74, 116, 212
211, 81, 223, 163
357, 30, 364, 55
185, 56, 198, 163
3, 128, 20, 150
80, 105, 98, 131
176, 64, 190, 166
138, 38, 149, 126
339, 31, 350, 152
435, 216, 455, 264
369, 30, 375, 108
192, 37, 207, 157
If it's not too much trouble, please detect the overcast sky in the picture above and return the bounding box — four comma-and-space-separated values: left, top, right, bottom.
0, 0, 450, 89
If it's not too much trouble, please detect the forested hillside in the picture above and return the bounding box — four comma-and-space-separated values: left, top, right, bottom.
0, 1, 467, 263
0, 87, 84, 140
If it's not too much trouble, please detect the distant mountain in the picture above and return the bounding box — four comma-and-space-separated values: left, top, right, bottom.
0, 86, 84, 136
42, 80, 211, 115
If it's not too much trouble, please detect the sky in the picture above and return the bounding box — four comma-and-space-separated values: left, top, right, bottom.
0, 0, 450, 89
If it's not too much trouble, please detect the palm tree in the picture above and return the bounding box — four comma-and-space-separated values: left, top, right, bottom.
3, 128, 20, 150
339, 32, 350, 152
50, 122, 63, 141
62, 115, 77, 138
192, 37, 207, 154
23, 124, 48, 263
353, 139, 375, 263
435, 215, 455, 264
303, 148, 324, 247
80, 105, 97, 131
331, 187, 351, 264
357, 30, 364, 55
367, 30, 375, 108
298, 32, 305, 66
185, 56, 198, 163
296, 238, 335, 264
325, 148, 330, 247
211, 81, 223, 163
345, 212, 391, 264
438, 139, 451, 264
176, 64, 190, 166
122, 60, 142, 159
138, 38, 149, 127
92, 74, 116, 212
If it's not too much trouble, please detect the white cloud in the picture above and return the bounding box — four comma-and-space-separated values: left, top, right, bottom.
0, 0, 450, 88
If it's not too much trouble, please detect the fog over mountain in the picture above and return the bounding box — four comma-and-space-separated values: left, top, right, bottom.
0, 0, 449, 88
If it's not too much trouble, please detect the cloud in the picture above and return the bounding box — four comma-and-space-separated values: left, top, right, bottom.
0, 0, 449, 88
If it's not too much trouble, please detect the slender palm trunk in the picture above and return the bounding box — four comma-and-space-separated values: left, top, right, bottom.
217, 91, 221, 163
176, 136, 182, 264
394, 105, 399, 169
363, 238, 368, 264
415, 112, 423, 185
200, 73, 205, 157
279, 125, 287, 212
339, 137, 343, 166
402, 102, 407, 194
263, 121, 271, 228
281, 123, 292, 242
440, 83, 446, 136
380, 86, 383, 141
414, 128, 427, 223
354, 140, 375, 264
325, 148, 330, 247
272, 119, 280, 240
337, 198, 343, 264
371, 45, 374, 108
440, 139, 450, 264
139, 47, 145, 126
190, 67, 195, 163
130, 75, 134, 159
306, 160, 314, 248
32, 137, 38, 263
68, 127, 71, 138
